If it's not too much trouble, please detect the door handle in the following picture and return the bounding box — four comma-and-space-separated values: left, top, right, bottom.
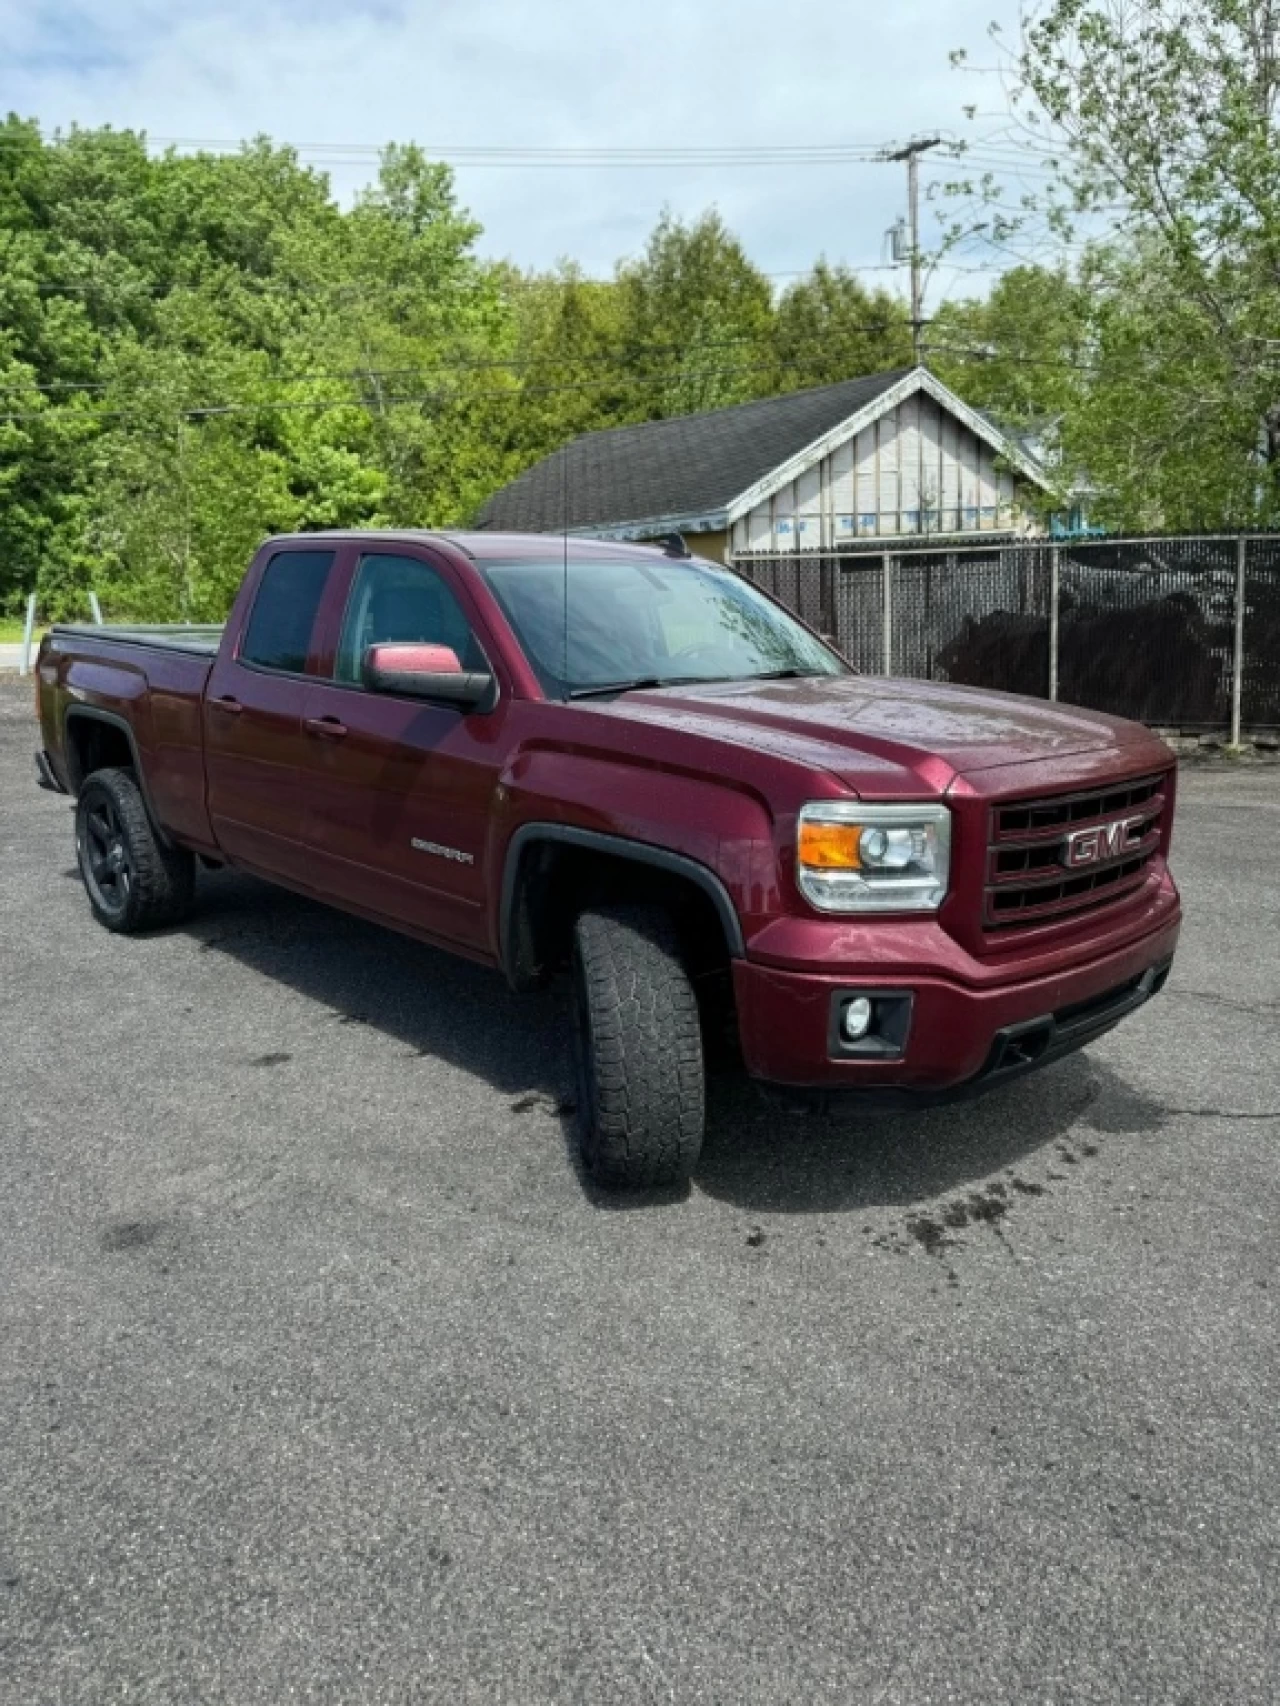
304, 715, 349, 740
211, 696, 242, 716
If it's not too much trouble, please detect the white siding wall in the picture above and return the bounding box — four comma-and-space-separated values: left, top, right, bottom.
829, 439, 856, 546
738, 397, 1031, 549
898, 394, 922, 529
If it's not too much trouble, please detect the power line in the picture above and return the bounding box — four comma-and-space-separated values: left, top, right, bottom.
1, 341, 1252, 427
0, 320, 916, 397
154, 138, 904, 158
0, 351, 928, 425
0, 133, 946, 168
923, 340, 1258, 379
0, 127, 1076, 186
22, 259, 931, 299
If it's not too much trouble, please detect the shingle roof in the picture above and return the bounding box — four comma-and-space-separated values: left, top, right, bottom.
474, 369, 915, 533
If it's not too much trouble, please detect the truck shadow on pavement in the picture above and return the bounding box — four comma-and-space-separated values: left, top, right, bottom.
185, 870, 571, 1101
184, 870, 1168, 1217
692, 1056, 1167, 1215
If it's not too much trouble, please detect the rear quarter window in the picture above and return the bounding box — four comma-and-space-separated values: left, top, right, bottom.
240, 550, 335, 673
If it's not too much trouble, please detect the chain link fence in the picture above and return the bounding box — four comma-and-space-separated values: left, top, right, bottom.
735, 535, 1280, 735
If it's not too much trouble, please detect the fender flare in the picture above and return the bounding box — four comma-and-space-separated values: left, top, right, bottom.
499, 823, 746, 983
63, 706, 174, 847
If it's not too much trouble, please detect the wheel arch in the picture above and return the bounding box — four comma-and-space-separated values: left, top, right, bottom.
63, 707, 173, 847
499, 823, 745, 993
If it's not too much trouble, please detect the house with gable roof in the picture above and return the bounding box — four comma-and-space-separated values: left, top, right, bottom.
474, 365, 1055, 563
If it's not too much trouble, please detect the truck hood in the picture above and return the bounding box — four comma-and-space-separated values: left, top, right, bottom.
600, 675, 1166, 794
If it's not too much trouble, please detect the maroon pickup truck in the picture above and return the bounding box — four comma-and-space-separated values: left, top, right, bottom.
35, 529, 1180, 1187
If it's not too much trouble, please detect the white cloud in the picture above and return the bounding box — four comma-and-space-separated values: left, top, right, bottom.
3, 0, 1025, 295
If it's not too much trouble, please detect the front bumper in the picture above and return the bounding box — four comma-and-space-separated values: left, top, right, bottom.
732, 895, 1181, 1097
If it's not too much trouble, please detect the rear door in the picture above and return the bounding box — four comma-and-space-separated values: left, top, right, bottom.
204, 545, 343, 881
294, 547, 506, 952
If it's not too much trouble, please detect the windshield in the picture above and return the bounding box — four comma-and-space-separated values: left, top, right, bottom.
479, 555, 847, 698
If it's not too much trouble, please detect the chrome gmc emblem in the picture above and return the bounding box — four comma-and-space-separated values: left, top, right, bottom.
1061, 814, 1146, 870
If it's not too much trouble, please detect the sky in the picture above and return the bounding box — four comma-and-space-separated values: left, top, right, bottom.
3, 0, 1032, 302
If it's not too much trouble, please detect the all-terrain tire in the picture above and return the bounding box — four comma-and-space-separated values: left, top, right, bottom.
75, 767, 197, 933
571, 905, 705, 1189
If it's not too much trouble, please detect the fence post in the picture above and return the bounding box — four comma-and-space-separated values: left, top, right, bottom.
819, 556, 837, 642
18, 592, 36, 677
882, 553, 893, 676
1048, 545, 1060, 701
88, 591, 104, 625
1231, 535, 1247, 746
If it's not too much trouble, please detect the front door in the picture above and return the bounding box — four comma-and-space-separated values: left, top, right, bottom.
296, 549, 505, 953
204, 545, 338, 883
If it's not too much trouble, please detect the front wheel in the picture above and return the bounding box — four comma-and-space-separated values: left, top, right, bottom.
75, 767, 196, 933
571, 905, 705, 1189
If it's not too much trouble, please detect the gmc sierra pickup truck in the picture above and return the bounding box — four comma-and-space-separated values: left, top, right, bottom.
35, 529, 1180, 1188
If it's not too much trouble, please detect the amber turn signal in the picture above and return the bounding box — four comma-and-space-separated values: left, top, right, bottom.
798, 821, 863, 869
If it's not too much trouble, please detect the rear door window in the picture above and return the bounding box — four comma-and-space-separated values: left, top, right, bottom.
240, 550, 335, 673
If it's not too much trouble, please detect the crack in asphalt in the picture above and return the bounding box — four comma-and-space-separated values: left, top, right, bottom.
1162, 1107, 1280, 1121
1166, 987, 1280, 1017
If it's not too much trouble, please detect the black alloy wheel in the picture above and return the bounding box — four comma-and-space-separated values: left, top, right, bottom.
79, 792, 133, 918
74, 767, 197, 933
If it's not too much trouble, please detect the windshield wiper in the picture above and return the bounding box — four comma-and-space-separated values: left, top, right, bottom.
568, 668, 832, 700
742, 668, 827, 682
568, 675, 710, 700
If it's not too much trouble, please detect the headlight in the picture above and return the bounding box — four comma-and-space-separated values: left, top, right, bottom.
797, 802, 951, 913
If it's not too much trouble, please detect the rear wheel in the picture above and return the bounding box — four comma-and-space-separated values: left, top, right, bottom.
75, 768, 196, 933
571, 905, 705, 1189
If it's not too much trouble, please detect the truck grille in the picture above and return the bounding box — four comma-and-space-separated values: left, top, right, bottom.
984, 773, 1168, 930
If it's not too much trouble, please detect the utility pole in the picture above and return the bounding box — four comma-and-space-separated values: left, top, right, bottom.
883, 136, 942, 365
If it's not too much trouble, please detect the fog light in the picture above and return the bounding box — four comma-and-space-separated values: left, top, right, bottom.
842, 996, 874, 1040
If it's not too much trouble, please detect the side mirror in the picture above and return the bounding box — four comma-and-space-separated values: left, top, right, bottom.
362, 642, 495, 709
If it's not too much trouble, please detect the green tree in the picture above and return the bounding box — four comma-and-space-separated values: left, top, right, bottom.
274, 143, 510, 530
7, 114, 1122, 616
0, 119, 123, 612
504, 265, 628, 442
927, 263, 1088, 434
951, 0, 1280, 528
772, 262, 912, 388
464, 211, 783, 512
1054, 242, 1268, 529
614, 210, 775, 415
0, 126, 511, 617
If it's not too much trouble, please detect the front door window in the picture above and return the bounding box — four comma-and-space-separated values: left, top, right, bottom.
335, 553, 485, 685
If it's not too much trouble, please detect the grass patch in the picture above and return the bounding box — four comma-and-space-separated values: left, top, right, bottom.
0, 622, 48, 645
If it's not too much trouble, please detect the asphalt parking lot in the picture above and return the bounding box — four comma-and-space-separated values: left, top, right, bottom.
2, 674, 1278, 1706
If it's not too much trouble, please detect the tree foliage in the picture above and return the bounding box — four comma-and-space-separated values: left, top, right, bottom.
0, 128, 943, 620
774, 262, 912, 388
614, 209, 776, 415
11, 118, 1169, 621
0, 124, 504, 617
928, 264, 1088, 424
11, 14, 1280, 622
948, 0, 1280, 528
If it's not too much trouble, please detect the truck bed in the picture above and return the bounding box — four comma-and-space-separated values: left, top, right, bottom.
39, 624, 224, 850
51, 623, 225, 657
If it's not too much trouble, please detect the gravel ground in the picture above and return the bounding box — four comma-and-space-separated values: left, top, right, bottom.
2, 674, 1278, 1705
